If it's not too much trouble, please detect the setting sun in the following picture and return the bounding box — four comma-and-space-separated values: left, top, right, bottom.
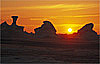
68, 28, 72, 32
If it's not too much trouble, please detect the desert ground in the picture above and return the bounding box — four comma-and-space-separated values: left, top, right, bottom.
1, 38, 99, 63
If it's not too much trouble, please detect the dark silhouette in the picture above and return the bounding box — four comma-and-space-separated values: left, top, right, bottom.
1, 16, 24, 32
77, 23, 98, 40
1, 16, 99, 63
34, 21, 57, 38
1, 16, 99, 40
11, 16, 18, 26
1, 16, 32, 39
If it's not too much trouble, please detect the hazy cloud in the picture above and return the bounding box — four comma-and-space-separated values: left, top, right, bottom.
1, 4, 98, 11
22, 4, 97, 10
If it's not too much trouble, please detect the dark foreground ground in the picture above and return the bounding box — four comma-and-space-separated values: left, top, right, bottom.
1, 38, 99, 63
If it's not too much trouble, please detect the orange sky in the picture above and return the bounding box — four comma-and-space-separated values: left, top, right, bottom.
1, 0, 100, 34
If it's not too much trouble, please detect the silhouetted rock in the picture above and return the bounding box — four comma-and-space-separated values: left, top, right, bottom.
34, 21, 57, 38
77, 23, 98, 40
1, 16, 32, 39
1, 16, 24, 32
11, 16, 18, 26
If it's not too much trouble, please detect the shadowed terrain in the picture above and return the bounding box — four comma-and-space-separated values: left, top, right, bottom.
1, 39, 99, 63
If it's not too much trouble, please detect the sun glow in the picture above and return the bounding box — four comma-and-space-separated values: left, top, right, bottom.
68, 28, 72, 32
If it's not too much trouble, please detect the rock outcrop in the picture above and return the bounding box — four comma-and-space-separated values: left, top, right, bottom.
34, 21, 57, 38
77, 23, 98, 40
0, 16, 31, 39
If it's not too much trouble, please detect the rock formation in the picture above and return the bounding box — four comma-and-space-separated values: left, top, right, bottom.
1, 16, 26, 39
77, 23, 98, 40
1, 16, 24, 32
34, 21, 57, 38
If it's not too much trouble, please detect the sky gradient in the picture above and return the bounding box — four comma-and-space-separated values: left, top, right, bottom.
1, 0, 100, 34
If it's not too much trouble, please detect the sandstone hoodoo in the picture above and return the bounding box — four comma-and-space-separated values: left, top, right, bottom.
34, 21, 57, 38
77, 23, 98, 40
1, 16, 25, 39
